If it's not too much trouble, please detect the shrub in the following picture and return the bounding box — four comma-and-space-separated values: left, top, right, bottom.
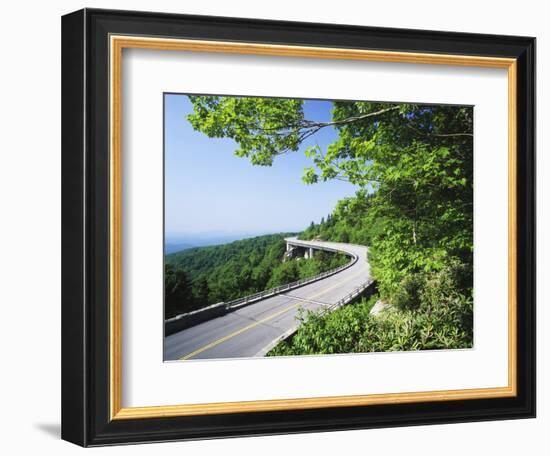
267, 288, 473, 357
268, 299, 376, 356
390, 273, 424, 311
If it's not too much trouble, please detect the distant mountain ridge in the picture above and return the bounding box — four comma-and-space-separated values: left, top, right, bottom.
164, 232, 299, 255
164, 243, 194, 255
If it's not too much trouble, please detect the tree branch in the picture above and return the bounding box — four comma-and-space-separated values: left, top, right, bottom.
406, 123, 473, 138
302, 106, 401, 128
432, 132, 473, 138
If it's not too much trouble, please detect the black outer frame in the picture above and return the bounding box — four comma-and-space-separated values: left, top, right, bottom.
61, 8, 536, 447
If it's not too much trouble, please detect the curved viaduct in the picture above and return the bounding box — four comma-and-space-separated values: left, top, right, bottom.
164, 237, 372, 361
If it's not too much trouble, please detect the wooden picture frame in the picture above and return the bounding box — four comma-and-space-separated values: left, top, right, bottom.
62, 8, 535, 446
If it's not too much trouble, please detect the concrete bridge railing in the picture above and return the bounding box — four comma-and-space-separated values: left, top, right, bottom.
165, 301, 228, 336
285, 238, 356, 259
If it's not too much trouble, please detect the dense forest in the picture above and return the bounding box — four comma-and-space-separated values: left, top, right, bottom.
165, 234, 348, 319
185, 96, 474, 353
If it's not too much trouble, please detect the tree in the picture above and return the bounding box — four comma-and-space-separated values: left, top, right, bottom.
165, 264, 193, 318
267, 260, 299, 288
192, 275, 210, 305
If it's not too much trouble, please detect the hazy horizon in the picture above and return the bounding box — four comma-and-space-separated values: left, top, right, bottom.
165, 229, 300, 252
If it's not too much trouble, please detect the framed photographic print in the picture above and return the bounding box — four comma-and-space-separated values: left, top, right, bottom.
61, 8, 536, 447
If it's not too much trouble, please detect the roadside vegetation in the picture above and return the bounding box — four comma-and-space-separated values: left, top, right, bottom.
184, 97, 474, 352
268, 270, 473, 356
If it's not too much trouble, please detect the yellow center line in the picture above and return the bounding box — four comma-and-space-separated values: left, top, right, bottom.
179, 267, 369, 360
179, 302, 301, 360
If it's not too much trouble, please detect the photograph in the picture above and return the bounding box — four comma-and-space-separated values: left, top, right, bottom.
163, 94, 474, 361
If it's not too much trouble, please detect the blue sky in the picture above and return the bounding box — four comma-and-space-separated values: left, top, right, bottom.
164, 94, 357, 243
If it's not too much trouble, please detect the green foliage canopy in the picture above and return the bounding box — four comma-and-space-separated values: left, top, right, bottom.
187, 96, 473, 305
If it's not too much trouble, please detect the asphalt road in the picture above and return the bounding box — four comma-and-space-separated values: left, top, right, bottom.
164, 238, 370, 361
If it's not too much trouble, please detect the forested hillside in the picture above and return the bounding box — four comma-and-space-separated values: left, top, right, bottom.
165, 233, 348, 318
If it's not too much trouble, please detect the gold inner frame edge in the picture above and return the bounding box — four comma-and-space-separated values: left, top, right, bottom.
109, 35, 518, 420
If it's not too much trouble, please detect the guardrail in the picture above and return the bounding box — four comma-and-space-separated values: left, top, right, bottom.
225, 251, 358, 310
325, 279, 375, 312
